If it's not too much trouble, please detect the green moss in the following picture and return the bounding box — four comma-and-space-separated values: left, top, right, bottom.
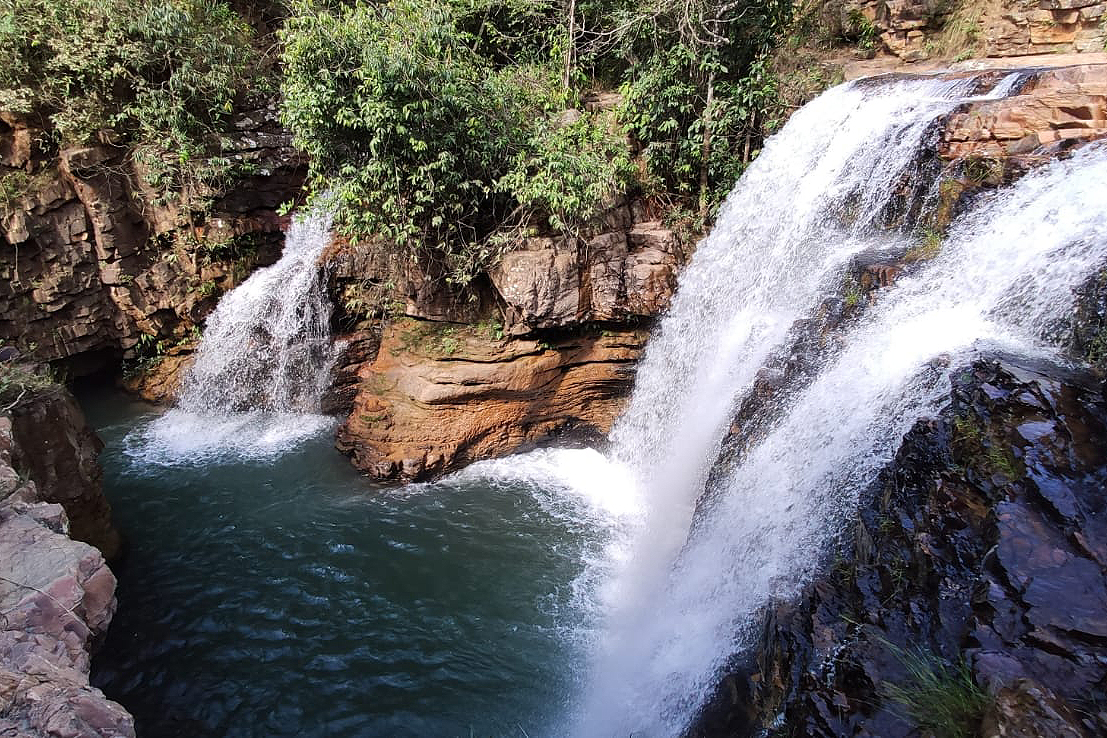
906, 226, 943, 262
963, 156, 1003, 186
953, 413, 1022, 480
395, 320, 464, 357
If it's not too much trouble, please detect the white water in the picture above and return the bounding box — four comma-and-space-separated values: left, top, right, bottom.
557, 74, 1107, 736
132, 212, 341, 463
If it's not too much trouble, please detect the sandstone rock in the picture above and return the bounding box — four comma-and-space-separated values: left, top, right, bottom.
0, 512, 133, 738
942, 64, 1107, 160
488, 210, 683, 332
335, 319, 648, 480
7, 390, 120, 561
0, 101, 304, 382
833, 0, 1106, 60
329, 196, 687, 479
980, 680, 1088, 737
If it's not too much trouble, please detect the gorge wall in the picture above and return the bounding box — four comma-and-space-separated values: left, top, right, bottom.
328, 60, 1107, 482
0, 383, 133, 737
686, 64, 1107, 738
830, 0, 1106, 62
0, 102, 304, 383
326, 202, 688, 480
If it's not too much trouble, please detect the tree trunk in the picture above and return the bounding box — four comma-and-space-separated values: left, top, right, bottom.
698, 71, 716, 215
564, 0, 577, 93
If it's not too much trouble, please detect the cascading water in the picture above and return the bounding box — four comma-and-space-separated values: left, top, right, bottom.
91, 68, 1107, 738
133, 211, 341, 461
572, 74, 1107, 736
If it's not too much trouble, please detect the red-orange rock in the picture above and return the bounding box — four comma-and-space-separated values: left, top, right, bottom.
335, 320, 649, 480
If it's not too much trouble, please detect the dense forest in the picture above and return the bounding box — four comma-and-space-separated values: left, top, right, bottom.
1, 0, 795, 285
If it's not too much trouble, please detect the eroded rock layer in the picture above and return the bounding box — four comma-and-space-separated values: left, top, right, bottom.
0, 407, 133, 738
0, 103, 304, 379
329, 198, 686, 480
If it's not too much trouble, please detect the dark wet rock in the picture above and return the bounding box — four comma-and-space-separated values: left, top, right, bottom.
6, 388, 120, 561
1070, 266, 1107, 375
695, 358, 1107, 737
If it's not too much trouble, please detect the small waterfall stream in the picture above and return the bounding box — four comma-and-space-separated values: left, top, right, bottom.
133, 211, 341, 462
95, 71, 1107, 738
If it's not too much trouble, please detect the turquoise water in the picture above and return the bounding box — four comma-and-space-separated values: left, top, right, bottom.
84, 392, 625, 738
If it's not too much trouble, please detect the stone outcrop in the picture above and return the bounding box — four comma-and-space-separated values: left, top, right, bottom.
941, 64, 1107, 159
0, 409, 133, 738
832, 0, 1107, 62
328, 199, 686, 481
695, 358, 1107, 738
335, 319, 648, 480
0, 102, 304, 380
7, 386, 121, 561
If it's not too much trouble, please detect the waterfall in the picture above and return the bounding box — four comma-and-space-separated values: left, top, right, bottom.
130, 211, 341, 463
575, 72, 1107, 736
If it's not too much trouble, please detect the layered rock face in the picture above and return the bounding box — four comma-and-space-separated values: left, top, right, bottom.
695, 359, 1107, 738
1, 410, 133, 738
0, 104, 304, 378
691, 62, 1107, 738
331, 62, 1107, 481
835, 0, 1107, 62
7, 388, 121, 561
330, 201, 686, 480
941, 64, 1107, 158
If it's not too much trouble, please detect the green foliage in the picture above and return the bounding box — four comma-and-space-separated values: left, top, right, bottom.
881, 641, 989, 738
281, 0, 792, 284
281, 0, 638, 285
0, 0, 259, 208
907, 226, 943, 262
0, 0, 256, 143
0, 170, 31, 211
613, 1, 791, 209
844, 8, 879, 51
500, 114, 634, 231
0, 356, 56, 411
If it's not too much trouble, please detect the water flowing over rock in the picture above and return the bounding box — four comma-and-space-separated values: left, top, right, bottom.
136, 212, 342, 461
695, 358, 1107, 737
574, 69, 1107, 736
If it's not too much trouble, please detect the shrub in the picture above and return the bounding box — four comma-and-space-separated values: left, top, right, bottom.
882, 642, 990, 738
0, 0, 258, 200
280, 0, 635, 285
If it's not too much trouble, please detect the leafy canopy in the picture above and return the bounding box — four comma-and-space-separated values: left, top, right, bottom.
281, 0, 634, 284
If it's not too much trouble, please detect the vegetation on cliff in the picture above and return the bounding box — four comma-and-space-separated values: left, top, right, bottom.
280, 0, 792, 284
0, 0, 260, 198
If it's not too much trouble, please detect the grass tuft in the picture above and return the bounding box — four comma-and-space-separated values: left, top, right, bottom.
881, 641, 989, 738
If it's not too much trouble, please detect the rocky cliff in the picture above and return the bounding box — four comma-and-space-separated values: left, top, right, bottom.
691, 62, 1107, 738
0, 103, 304, 383
0, 391, 133, 738
695, 358, 1107, 738
830, 0, 1106, 62
327, 201, 688, 480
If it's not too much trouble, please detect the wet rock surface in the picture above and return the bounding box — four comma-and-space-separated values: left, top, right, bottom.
0, 410, 133, 738
694, 358, 1107, 737
6, 388, 120, 561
